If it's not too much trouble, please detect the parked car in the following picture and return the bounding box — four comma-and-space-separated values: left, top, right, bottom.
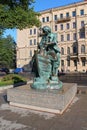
13, 68, 24, 74
0, 68, 10, 74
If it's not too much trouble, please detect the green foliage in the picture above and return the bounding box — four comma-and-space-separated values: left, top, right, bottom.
0, 74, 27, 86
0, 0, 41, 29
1, 75, 12, 81
0, 35, 16, 68
0, 0, 35, 10
0, 27, 4, 37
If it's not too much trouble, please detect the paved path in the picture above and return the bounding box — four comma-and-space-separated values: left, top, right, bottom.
0, 88, 87, 130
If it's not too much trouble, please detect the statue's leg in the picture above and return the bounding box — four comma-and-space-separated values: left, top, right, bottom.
52, 65, 58, 76
51, 62, 56, 76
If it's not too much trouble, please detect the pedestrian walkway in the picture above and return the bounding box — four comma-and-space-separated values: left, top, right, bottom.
0, 86, 87, 130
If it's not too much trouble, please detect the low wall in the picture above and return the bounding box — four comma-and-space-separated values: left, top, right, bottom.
59, 73, 87, 85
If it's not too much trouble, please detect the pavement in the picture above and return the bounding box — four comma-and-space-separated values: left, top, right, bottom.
0, 86, 87, 130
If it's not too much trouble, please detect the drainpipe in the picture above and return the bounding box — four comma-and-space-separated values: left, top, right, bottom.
75, 4, 79, 71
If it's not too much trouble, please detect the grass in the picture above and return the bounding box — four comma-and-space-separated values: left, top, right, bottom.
0, 74, 27, 87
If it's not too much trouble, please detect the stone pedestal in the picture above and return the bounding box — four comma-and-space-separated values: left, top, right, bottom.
7, 83, 77, 114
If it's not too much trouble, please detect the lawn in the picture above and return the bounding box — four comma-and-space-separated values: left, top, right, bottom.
0, 74, 27, 87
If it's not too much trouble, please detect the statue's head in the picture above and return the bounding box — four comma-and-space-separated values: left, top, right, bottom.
42, 26, 51, 34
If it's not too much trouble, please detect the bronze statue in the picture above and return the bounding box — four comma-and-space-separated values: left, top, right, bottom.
32, 26, 62, 89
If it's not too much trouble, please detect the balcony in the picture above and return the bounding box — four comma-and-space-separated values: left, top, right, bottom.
56, 16, 71, 24
79, 53, 87, 59
70, 53, 78, 58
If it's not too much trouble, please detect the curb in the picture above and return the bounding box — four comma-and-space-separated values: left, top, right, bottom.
0, 85, 13, 91
0, 81, 28, 91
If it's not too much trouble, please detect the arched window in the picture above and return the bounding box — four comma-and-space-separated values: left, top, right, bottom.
61, 47, 64, 55
67, 47, 70, 55
81, 45, 85, 53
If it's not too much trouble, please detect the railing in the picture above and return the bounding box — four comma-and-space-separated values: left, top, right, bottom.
57, 16, 71, 23
70, 53, 78, 56
59, 72, 87, 86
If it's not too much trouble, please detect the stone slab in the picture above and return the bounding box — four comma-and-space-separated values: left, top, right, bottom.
7, 83, 77, 114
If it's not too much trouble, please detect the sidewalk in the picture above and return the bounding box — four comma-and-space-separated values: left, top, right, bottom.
0, 86, 87, 130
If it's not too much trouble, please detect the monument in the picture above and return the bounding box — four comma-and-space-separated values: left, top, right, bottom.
7, 26, 77, 114
31, 26, 62, 89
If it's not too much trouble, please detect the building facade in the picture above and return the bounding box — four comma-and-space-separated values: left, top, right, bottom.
17, 0, 87, 72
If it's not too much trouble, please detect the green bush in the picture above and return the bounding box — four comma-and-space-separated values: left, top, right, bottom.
0, 74, 27, 87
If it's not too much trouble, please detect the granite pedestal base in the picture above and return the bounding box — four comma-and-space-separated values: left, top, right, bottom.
7, 83, 77, 114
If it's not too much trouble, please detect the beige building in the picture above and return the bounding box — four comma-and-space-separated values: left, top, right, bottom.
17, 0, 87, 72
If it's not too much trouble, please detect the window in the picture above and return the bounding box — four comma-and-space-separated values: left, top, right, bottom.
73, 46, 77, 54
42, 17, 45, 22
81, 21, 84, 27
67, 34, 70, 41
72, 11, 76, 17
67, 60, 70, 66
34, 28, 36, 34
55, 25, 57, 31
73, 33, 77, 40
66, 12, 69, 18
54, 15, 57, 20
74, 60, 77, 66
81, 45, 85, 53
60, 24, 63, 30
66, 23, 70, 29
30, 40, 32, 45
30, 29, 32, 35
46, 16, 49, 22
30, 50, 32, 57
61, 60, 64, 66
82, 60, 85, 66
34, 39, 36, 45
60, 13, 63, 19
61, 35, 64, 41
80, 9, 84, 16
73, 22, 76, 28
67, 47, 70, 55
80, 28, 85, 38
61, 47, 64, 55
80, 21, 85, 38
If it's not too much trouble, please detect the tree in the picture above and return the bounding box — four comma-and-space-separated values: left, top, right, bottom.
0, 0, 41, 30
0, 35, 16, 68
0, 27, 5, 38
0, 1, 40, 68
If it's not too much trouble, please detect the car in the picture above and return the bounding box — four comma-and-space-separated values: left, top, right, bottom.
13, 68, 24, 74
0, 68, 10, 74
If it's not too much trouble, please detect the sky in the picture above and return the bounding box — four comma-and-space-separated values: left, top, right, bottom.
34, 0, 81, 12
4, 0, 83, 42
